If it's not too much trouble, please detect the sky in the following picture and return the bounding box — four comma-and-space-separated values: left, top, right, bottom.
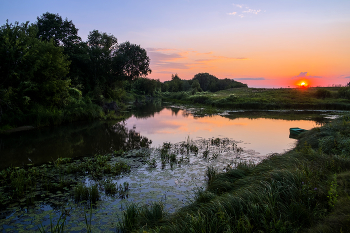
1, 0, 350, 87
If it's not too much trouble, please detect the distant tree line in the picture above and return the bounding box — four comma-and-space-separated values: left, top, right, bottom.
162, 73, 247, 93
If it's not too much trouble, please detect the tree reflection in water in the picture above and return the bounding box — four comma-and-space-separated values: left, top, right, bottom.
0, 121, 152, 169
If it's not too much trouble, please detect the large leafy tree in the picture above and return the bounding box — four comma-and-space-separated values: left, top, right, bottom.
113, 41, 151, 81
36, 12, 81, 47
83, 30, 118, 96
36, 12, 87, 87
0, 21, 70, 111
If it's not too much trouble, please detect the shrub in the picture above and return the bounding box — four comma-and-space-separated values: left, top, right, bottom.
337, 87, 350, 99
315, 89, 332, 99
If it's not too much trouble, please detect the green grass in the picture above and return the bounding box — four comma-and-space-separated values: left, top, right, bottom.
162, 87, 350, 110
118, 115, 350, 232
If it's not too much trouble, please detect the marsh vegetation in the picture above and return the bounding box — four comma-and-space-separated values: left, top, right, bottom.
0, 107, 347, 232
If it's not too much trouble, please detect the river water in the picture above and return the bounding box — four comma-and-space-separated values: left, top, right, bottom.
0, 105, 341, 232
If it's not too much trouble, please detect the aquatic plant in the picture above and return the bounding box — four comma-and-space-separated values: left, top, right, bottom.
117, 203, 139, 232
117, 202, 166, 232
38, 213, 67, 233
103, 179, 118, 195
211, 138, 221, 146
206, 166, 218, 185
190, 144, 199, 155
170, 153, 177, 163
147, 158, 157, 168
203, 149, 210, 159
73, 183, 99, 204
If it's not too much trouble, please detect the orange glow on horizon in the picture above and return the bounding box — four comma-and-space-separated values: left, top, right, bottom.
296, 80, 310, 88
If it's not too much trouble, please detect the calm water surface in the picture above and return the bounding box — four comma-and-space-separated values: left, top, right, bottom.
0, 106, 334, 169
0, 106, 340, 232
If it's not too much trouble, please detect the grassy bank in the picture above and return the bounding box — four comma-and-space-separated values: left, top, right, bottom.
0, 95, 161, 133
162, 87, 350, 110
120, 115, 350, 232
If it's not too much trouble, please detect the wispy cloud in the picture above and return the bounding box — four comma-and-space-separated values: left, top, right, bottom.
232, 3, 244, 8
195, 56, 248, 62
243, 9, 261, 14
293, 72, 322, 79
147, 48, 177, 52
147, 48, 191, 70
344, 76, 350, 79
146, 47, 248, 75
153, 62, 190, 70
235, 77, 265, 80
228, 3, 262, 17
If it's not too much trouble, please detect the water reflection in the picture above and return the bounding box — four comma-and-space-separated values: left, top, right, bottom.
125, 108, 338, 156
0, 106, 338, 170
0, 121, 152, 169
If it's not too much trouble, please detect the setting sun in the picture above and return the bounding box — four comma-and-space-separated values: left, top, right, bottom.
296, 80, 309, 88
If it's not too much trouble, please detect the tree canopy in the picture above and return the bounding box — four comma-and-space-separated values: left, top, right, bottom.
0, 13, 153, 127
163, 73, 247, 93
113, 41, 152, 81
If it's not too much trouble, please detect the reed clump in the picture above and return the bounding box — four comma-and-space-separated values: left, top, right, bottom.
73, 183, 99, 204
117, 202, 166, 232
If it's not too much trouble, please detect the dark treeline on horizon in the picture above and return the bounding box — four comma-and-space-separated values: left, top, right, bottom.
161, 73, 247, 94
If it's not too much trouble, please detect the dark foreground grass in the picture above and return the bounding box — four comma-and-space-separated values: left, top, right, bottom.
119, 115, 350, 232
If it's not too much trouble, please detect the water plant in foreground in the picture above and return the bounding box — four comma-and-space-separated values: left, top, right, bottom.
73, 183, 99, 204
117, 202, 166, 232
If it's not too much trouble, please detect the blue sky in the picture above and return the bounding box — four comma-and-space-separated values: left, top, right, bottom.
1, 0, 350, 87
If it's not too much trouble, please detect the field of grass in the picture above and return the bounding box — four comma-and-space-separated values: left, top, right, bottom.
162, 87, 350, 110
118, 115, 350, 232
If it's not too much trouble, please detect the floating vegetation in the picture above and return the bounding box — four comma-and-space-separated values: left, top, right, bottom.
0, 136, 257, 231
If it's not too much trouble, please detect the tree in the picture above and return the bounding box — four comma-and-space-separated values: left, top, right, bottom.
83, 30, 118, 96
0, 20, 70, 109
191, 80, 202, 92
36, 12, 81, 47
113, 41, 151, 81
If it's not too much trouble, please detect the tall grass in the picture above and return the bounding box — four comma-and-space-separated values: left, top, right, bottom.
117, 202, 166, 232
73, 183, 99, 204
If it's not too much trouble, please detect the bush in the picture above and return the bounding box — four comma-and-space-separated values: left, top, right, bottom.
188, 94, 210, 104
337, 87, 350, 99
315, 89, 332, 99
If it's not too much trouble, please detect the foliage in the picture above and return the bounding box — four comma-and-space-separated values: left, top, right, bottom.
193, 72, 247, 91
163, 73, 247, 93
0, 13, 155, 127
36, 12, 81, 47
113, 41, 152, 81
315, 88, 332, 99
132, 77, 161, 96
337, 87, 350, 99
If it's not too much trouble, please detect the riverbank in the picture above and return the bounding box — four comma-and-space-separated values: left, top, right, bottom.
120, 114, 350, 232
162, 87, 350, 110
0, 97, 162, 134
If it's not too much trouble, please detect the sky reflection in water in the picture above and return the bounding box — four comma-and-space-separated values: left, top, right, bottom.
125, 108, 318, 156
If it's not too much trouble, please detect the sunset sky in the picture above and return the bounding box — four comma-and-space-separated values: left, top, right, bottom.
1, 0, 350, 87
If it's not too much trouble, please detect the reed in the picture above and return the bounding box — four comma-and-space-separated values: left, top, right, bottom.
73, 183, 99, 204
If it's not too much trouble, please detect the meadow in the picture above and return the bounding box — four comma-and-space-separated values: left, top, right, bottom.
162, 87, 350, 110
